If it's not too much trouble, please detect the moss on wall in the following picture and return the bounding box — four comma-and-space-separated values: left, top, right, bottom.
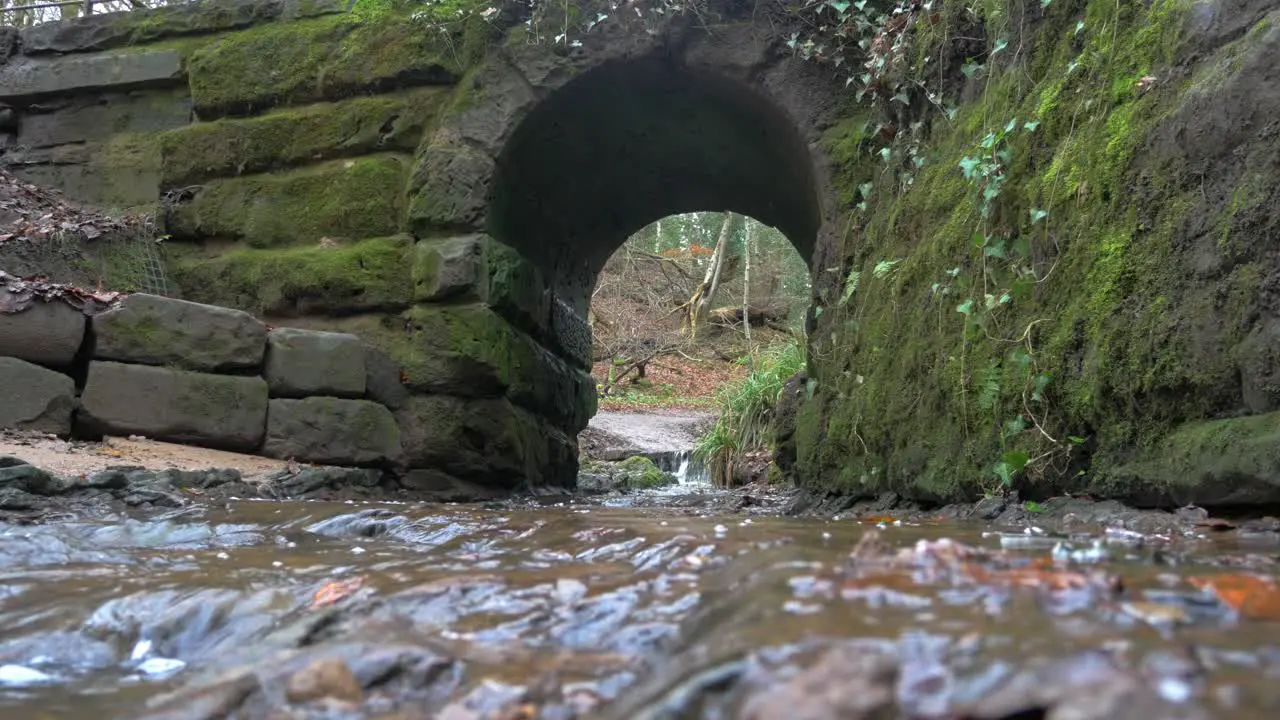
164, 153, 410, 247
796, 0, 1278, 505
185, 12, 468, 118
168, 234, 415, 317
155, 89, 448, 187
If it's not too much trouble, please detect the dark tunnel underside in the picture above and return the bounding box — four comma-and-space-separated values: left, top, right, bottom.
487, 55, 821, 313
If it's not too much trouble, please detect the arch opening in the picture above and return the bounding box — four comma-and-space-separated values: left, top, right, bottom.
487, 54, 822, 315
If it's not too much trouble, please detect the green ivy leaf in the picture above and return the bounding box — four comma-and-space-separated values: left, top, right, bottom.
828, 0, 851, 12
956, 299, 974, 315
959, 156, 980, 178
1030, 208, 1048, 223
1023, 121, 1040, 132
991, 37, 1009, 55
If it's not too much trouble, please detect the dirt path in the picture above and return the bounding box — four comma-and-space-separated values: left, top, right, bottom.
0, 430, 290, 479
580, 409, 716, 460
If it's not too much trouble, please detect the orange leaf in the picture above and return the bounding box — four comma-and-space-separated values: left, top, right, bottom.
1189, 574, 1280, 620
310, 576, 365, 609
861, 515, 898, 525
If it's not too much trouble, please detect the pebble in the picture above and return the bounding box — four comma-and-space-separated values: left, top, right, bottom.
137, 658, 186, 677
0, 665, 53, 685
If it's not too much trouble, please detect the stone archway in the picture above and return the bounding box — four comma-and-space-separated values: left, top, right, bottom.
393, 11, 847, 494
486, 55, 822, 315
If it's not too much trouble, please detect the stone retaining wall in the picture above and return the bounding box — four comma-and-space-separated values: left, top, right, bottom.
0, 290, 402, 469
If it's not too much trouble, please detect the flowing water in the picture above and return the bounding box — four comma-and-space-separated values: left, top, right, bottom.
2, 495, 1280, 719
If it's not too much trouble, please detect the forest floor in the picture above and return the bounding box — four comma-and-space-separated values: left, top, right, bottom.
593, 352, 749, 410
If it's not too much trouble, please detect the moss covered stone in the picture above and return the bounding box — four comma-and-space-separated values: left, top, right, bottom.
411, 234, 486, 302
796, 0, 1275, 504
1104, 413, 1280, 507
168, 235, 414, 317
394, 393, 575, 488
165, 154, 409, 247
616, 455, 675, 489
186, 13, 463, 118
156, 89, 448, 187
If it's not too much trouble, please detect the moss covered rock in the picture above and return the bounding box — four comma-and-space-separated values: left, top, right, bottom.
1100, 412, 1280, 507
78, 361, 268, 452
164, 154, 409, 247
394, 394, 575, 489
91, 293, 267, 372
186, 13, 462, 118
796, 0, 1280, 506
168, 235, 415, 317
155, 89, 448, 187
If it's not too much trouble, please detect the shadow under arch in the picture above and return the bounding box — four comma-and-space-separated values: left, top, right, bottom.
486, 53, 822, 314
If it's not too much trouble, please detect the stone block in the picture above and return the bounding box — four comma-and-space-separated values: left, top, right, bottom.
394, 303, 591, 429
0, 50, 182, 102
362, 343, 408, 411
78, 361, 268, 451
187, 13, 459, 119
549, 295, 593, 369
18, 89, 192, 150
264, 328, 366, 399
406, 130, 494, 233
484, 237, 551, 336
19, 0, 346, 55
168, 235, 415, 318
164, 155, 409, 248
0, 298, 85, 367
394, 395, 546, 487
411, 235, 486, 302
155, 89, 446, 187
263, 398, 400, 466
0, 357, 75, 435
91, 293, 267, 372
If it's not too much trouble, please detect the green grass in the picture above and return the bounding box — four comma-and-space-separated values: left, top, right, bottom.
695, 340, 806, 487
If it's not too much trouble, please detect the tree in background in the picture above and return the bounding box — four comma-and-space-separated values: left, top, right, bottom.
591, 211, 809, 402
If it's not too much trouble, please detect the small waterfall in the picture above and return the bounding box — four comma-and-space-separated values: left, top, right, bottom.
652, 450, 711, 486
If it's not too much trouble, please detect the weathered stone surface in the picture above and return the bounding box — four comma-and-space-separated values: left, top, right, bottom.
187, 14, 460, 119
154, 89, 446, 187
17, 89, 192, 150
168, 235, 415, 319
411, 235, 486, 302
395, 395, 577, 489
92, 293, 267, 372
284, 658, 364, 705
78, 361, 268, 451
485, 238, 551, 336
0, 50, 182, 101
396, 304, 595, 430
397, 468, 512, 501
262, 398, 399, 466
164, 155, 409, 248
362, 343, 408, 411
263, 466, 383, 496
549, 295, 593, 369
0, 358, 74, 435
264, 328, 365, 399
0, 298, 85, 367
19, 0, 346, 55
0, 462, 55, 495
406, 129, 494, 233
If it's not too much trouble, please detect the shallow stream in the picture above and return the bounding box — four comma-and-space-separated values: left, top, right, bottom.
2, 495, 1280, 718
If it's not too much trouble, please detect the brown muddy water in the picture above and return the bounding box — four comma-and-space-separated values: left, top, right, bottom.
2, 496, 1280, 719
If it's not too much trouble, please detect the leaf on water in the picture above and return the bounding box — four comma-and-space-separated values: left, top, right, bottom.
311, 576, 366, 609
1189, 574, 1280, 620
1121, 601, 1190, 625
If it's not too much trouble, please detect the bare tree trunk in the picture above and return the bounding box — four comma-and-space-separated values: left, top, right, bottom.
743, 218, 754, 350
682, 212, 741, 339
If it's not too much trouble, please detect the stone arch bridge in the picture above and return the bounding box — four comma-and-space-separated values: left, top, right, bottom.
0, 0, 846, 493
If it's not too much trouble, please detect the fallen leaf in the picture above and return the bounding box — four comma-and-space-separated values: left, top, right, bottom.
310, 576, 365, 609
1189, 573, 1280, 620
1121, 601, 1190, 625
